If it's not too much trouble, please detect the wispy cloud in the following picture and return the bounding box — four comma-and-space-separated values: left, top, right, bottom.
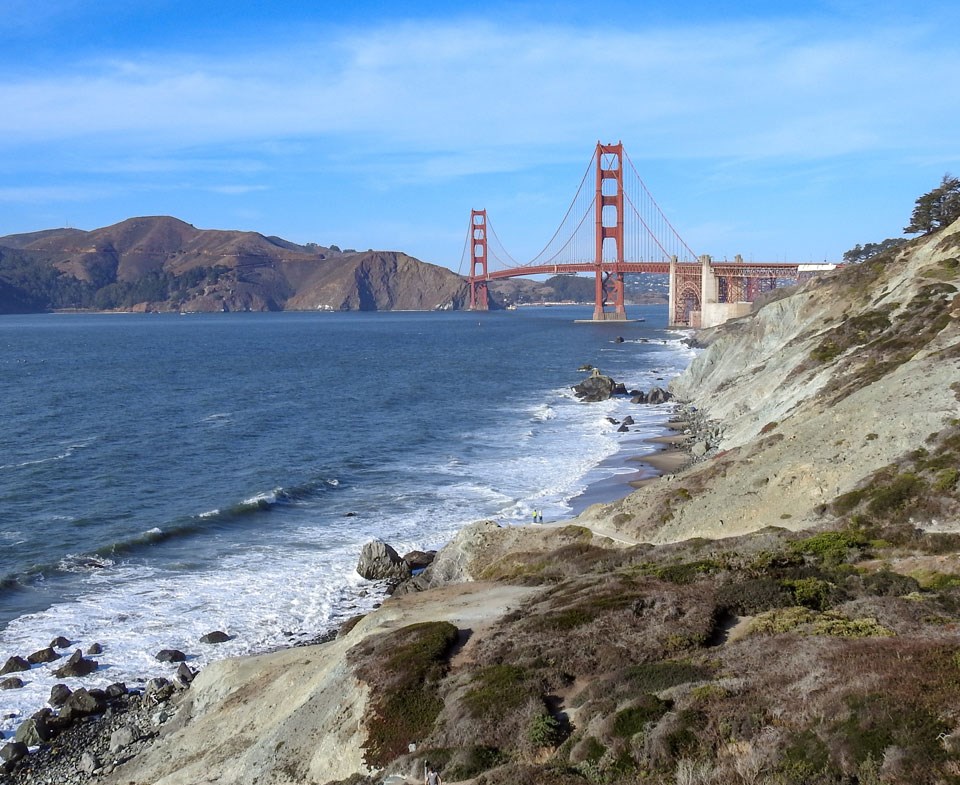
205, 184, 270, 195
0, 16, 957, 174
0, 184, 118, 202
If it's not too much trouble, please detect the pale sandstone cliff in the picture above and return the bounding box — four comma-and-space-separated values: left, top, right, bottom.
577, 218, 960, 542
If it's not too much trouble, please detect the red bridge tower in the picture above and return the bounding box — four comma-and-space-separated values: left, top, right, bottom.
593, 142, 627, 321
469, 209, 489, 311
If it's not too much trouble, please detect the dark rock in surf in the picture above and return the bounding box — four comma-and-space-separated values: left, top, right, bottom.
53, 649, 98, 678
1, 656, 30, 675
622, 415, 635, 426
199, 630, 231, 644
59, 687, 106, 721
573, 373, 621, 402
27, 647, 60, 664
176, 662, 195, 686
155, 649, 187, 663
402, 550, 437, 571
145, 677, 175, 703
49, 684, 72, 707
1, 741, 28, 765
617, 424, 630, 432
86, 642, 103, 655
49, 636, 71, 649
1, 677, 24, 690
14, 715, 52, 746
631, 392, 647, 404
105, 682, 128, 699
647, 386, 672, 404
356, 540, 411, 581
614, 336, 625, 343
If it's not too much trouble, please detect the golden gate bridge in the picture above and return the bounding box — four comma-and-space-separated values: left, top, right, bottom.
460, 142, 837, 327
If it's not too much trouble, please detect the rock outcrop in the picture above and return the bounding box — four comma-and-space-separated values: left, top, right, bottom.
356, 540, 412, 582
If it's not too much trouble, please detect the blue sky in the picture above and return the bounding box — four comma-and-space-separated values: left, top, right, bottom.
1, 0, 958, 270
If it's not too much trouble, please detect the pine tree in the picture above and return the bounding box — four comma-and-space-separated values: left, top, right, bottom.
904, 174, 960, 234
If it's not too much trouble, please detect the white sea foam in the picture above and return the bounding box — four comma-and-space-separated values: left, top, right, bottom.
0, 328, 696, 739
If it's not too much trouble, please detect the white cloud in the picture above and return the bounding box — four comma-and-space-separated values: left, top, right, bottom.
0, 16, 956, 174
0, 185, 117, 202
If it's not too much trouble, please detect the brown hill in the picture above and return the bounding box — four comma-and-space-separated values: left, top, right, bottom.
0, 216, 471, 313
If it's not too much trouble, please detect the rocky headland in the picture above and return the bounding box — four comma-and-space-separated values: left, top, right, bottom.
3, 219, 960, 784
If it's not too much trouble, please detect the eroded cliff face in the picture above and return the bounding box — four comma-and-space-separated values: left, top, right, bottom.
579, 219, 960, 542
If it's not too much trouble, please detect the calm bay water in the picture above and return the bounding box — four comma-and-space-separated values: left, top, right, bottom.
0, 305, 692, 735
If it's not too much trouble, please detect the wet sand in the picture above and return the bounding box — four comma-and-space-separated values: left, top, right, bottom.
569, 423, 692, 511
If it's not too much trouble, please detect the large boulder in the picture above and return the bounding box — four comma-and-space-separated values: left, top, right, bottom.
199, 631, 231, 644
49, 636, 71, 649
155, 649, 187, 663
647, 386, 673, 404
27, 647, 60, 664
60, 687, 106, 719
1, 741, 28, 765
53, 649, 98, 678
79, 750, 102, 774
0, 677, 24, 690
0, 656, 29, 675
109, 724, 141, 754
145, 677, 175, 703
14, 716, 52, 746
573, 373, 626, 402
49, 684, 72, 707
402, 550, 437, 572
356, 540, 411, 581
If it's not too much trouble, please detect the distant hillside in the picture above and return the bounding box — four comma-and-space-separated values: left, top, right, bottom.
0, 216, 471, 313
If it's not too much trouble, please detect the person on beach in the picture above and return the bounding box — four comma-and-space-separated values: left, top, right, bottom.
426, 765, 442, 785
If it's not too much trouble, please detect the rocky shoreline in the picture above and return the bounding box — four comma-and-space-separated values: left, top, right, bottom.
0, 377, 693, 785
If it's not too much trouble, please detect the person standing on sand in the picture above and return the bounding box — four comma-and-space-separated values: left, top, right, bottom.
426, 765, 442, 785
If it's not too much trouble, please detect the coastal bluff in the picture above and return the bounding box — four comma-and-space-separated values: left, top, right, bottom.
9, 219, 960, 784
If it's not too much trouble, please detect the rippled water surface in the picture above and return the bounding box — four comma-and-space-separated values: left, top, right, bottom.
0, 305, 691, 735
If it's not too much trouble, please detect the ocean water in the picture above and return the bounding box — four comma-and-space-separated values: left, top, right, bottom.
0, 305, 694, 737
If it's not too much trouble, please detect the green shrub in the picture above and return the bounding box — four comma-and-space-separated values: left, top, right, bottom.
789, 530, 869, 563
579, 736, 606, 764
934, 468, 959, 492
783, 577, 837, 610
749, 606, 818, 635
351, 621, 459, 767
611, 694, 671, 738
716, 576, 792, 615
442, 746, 506, 781
779, 729, 834, 782
810, 340, 843, 363
463, 665, 536, 717
861, 569, 921, 597
625, 660, 712, 692
810, 614, 893, 638
866, 472, 925, 518
528, 712, 561, 747
835, 692, 948, 772
649, 559, 724, 584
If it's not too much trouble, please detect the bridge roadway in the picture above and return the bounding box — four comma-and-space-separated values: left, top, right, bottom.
479, 260, 806, 281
